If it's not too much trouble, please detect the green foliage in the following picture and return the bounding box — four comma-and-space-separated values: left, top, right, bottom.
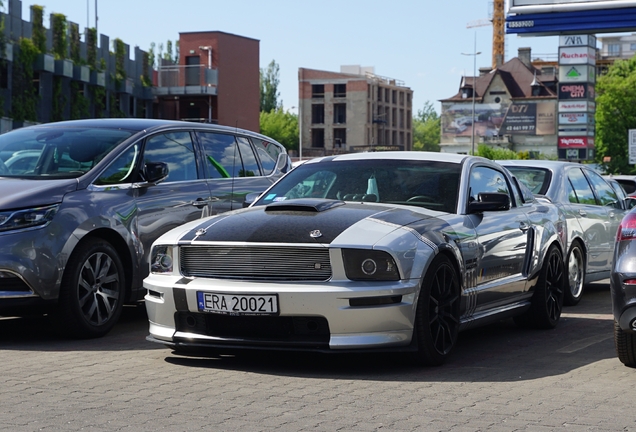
12, 38, 39, 122
51, 76, 66, 121
51, 13, 67, 60
148, 42, 155, 70
476, 144, 520, 160
90, 85, 106, 118
70, 81, 90, 120
595, 56, 636, 174
259, 108, 298, 151
31, 5, 46, 54
260, 60, 281, 113
86, 27, 97, 69
141, 52, 151, 87
113, 38, 126, 81
69, 22, 80, 63
412, 101, 441, 151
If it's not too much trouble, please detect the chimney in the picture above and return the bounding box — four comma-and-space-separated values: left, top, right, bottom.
479, 67, 492, 76
518, 47, 532, 68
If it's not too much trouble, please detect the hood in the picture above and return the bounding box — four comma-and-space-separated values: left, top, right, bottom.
178, 198, 438, 245
0, 178, 78, 210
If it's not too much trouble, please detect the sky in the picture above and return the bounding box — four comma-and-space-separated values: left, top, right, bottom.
14, 0, 568, 115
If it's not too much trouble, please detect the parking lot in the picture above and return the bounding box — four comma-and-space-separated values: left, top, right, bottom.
1, 280, 634, 431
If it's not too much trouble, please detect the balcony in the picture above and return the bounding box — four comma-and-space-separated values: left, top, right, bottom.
154, 64, 218, 97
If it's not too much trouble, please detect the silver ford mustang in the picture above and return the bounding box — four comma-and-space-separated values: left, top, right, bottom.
144, 152, 567, 365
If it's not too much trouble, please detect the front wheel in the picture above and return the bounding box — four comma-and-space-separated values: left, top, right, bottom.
411, 254, 460, 366
614, 321, 636, 368
564, 243, 585, 306
514, 244, 565, 329
52, 239, 125, 338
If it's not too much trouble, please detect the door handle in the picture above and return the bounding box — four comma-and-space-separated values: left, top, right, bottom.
519, 222, 530, 232
609, 211, 616, 219
191, 198, 210, 208
578, 209, 587, 217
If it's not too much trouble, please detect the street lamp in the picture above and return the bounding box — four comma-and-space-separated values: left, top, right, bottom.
199, 46, 212, 123
462, 33, 481, 155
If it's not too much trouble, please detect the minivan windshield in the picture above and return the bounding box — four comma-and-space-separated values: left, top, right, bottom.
0, 127, 133, 179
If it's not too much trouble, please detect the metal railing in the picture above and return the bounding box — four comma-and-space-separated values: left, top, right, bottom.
157, 64, 218, 88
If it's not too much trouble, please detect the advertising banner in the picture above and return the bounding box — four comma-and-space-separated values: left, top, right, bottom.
499, 102, 556, 135
559, 47, 597, 65
558, 125, 595, 136
558, 83, 595, 100
509, 0, 636, 13
441, 102, 508, 141
559, 64, 596, 83
559, 112, 595, 125
559, 34, 597, 47
558, 100, 596, 112
558, 136, 595, 148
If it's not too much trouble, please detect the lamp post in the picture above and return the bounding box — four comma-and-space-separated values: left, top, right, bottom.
462, 33, 481, 155
199, 46, 212, 123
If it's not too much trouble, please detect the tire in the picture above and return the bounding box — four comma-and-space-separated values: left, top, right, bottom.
564, 243, 585, 306
411, 254, 460, 366
52, 239, 125, 338
614, 321, 636, 368
514, 244, 565, 329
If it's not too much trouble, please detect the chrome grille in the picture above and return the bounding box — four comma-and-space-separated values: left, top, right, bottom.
180, 245, 332, 281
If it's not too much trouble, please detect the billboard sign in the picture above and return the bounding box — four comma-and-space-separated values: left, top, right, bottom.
558, 83, 595, 100
559, 34, 596, 47
558, 136, 595, 148
558, 125, 595, 136
441, 102, 508, 142
499, 102, 556, 135
559, 65, 596, 83
559, 47, 597, 65
558, 100, 596, 112
509, 0, 636, 14
559, 112, 594, 125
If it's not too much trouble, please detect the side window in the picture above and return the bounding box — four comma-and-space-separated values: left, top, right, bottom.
143, 132, 197, 182
585, 169, 620, 209
468, 166, 511, 202
568, 168, 597, 205
513, 176, 534, 206
94, 144, 140, 185
236, 136, 261, 177
252, 138, 282, 175
198, 132, 243, 179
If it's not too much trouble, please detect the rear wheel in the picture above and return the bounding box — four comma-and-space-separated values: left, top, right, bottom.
564, 243, 585, 306
614, 321, 636, 368
514, 244, 564, 329
52, 239, 125, 338
412, 254, 460, 366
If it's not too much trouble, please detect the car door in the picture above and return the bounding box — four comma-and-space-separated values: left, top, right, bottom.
467, 165, 531, 311
196, 131, 278, 213
566, 166, 611, 274
583, 168, 626, 269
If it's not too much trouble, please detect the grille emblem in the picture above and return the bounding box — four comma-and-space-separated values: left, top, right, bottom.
195, 228, 207, 237
310, 230, 322, 238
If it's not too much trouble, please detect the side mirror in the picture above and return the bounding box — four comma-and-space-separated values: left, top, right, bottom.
143, 162, 169, 185
244, 191, 263, 207
468, 192, 511, 213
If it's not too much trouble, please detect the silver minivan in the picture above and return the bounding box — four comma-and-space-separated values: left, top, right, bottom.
0, 119, 290, 337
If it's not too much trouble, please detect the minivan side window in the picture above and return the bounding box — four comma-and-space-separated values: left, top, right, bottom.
143, 132, 197, 182
236, 136, 261, 177
252, 138, 282, 175
198, 132, 244, 179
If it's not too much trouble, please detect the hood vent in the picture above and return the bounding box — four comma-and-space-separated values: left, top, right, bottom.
265, 199, 345, 213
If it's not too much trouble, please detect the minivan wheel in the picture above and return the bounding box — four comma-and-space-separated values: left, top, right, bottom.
614, 321, 636, 368
564, 243, 585, 306
52, 239, 125, 338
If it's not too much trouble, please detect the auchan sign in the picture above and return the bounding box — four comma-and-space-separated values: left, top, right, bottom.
559, 47, 597, 65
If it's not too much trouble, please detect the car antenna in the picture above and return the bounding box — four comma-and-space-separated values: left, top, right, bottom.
232, 120, 238, 209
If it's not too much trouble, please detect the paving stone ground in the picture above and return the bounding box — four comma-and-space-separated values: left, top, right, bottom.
1, 281, 634, 431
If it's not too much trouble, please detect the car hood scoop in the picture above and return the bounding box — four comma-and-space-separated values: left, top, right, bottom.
265, 198, 345, 213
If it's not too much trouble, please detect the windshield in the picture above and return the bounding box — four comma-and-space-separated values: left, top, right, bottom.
0, 127, 133, 179
504, 166, 551, 195
254, 158, 461, 213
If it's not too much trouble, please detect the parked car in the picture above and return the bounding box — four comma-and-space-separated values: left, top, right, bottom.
607, 175, 636, 197
0, 119, 291, 338
145, 152, 566, 366
611, 208, 636, 367
500, 160, 629, 306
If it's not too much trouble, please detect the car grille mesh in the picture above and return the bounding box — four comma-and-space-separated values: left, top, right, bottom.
180, 245, 332, 281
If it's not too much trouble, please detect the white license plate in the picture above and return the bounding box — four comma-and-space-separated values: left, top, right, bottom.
197, 292, 279, 316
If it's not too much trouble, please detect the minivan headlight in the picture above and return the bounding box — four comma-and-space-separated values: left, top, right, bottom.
0, 204, 59, 232
150, 245, 174, 274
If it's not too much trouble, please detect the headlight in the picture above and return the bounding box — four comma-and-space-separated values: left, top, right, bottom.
342, 249, 400, 281
0, 204, 59, 233
150, 245, 174, 274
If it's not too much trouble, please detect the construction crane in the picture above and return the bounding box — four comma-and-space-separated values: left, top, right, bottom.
467, 0, 505, 69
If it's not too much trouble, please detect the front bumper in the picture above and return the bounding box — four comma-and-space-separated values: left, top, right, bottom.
144, 274, 421, 351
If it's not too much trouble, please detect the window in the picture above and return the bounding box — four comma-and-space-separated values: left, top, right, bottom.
392, 90, 397, 104
608, 43, 621, 56
585, 169, 621, 209
252, 138, 283, 175
333, 103, 346, 124
198, 132, 243, 179
333, 84, 346, 97
312, 84, 324, 99
311, 129, 325, 148
631, 43, 636, 51
95, 144, 140, 185
334, 128, 346, 148
143, 132, 197, 182
312, 104, 325, 124
385, 88, 390, 103
567, 168, 596, 205
236, 136, 261, 177
468, 166, 511, 203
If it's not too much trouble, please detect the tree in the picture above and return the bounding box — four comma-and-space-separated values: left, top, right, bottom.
260, 108, 298, 152
595, 56, 636, 174
260, 60, 281, 112
413, 101, 441, 151
475, 144, 520, 160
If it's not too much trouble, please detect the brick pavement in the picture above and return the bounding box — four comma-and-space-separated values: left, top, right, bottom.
1, 282, 635, 431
